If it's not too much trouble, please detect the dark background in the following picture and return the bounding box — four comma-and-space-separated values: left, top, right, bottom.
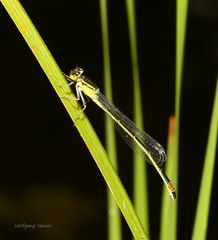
0, 0, 217, 239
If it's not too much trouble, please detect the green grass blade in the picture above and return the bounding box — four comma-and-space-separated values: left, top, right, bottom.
176, 0, 189, 91
176, 1, 189, 156
160, 1, 189, 239
160, 116, 178, 240
191, 78, 218, 240
1, 0, 148, 239
99, 0, 122, 239
163, 0, 189, 239
125, 0, 150, 234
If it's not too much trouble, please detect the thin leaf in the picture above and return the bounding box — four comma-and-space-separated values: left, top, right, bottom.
162, 0, 189, 239
99, 0, 122, 239
125, 0, 150, 234
191, 78, 218, 240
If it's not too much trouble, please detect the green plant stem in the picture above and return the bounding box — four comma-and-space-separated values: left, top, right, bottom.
125, 0, 149, 234
191, 78, 218, 240
99, 0, 122, 240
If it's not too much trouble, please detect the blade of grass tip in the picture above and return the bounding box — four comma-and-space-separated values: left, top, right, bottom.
160, 116, 178, 240
176, 0, 189, 174
125, 0, 150, 234
1, 1, 148, 239
99, 0, 122, 240
175, 0, 189, 157
191, 78, 218, 240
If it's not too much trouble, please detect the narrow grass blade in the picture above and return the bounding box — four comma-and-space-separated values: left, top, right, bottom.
99, 0, 122, 239
170, 0, 189, 238
1, 0, 148, 239
175, 0, 189, 168
191, 78, 218, 240
125, 0, 150, 234
160, 116, 178, 240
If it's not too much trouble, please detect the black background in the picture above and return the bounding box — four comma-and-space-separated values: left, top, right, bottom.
0, 0, 217, 239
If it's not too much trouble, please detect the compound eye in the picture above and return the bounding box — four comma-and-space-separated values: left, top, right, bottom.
70, 67, 84, 77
